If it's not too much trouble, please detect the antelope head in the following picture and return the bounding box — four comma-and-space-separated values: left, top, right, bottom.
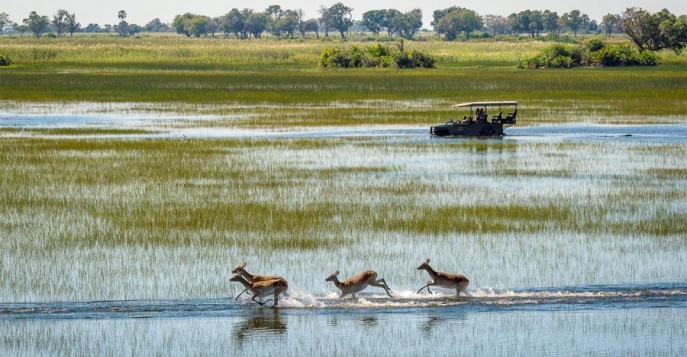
229, 273, 245, 282
417, 258, 431, 270
231, 262, 247, 274
325, 271, 340, 282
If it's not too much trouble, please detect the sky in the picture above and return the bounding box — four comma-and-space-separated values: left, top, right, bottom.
2, 0, 685, 29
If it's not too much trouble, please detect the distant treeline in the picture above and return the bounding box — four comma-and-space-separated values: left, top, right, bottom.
1, 4, 685, 52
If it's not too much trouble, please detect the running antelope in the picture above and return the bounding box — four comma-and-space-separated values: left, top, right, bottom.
230, 274, 288, 307
416, 258, 469, 296
231, 262, 285, 300
325, 270, 392, 298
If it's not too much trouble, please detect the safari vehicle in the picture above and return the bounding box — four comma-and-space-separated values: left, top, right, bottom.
430, 101, 518, 137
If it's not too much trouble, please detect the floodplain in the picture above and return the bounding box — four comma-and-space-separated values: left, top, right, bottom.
1, 35, 686, 356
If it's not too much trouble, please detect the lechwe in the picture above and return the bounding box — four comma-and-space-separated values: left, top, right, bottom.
230, 274, 288, 307
416, 258, 469, 296
231, 262, 286, 300
325, 270, 392, 298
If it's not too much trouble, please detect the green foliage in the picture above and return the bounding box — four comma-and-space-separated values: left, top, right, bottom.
623, 8, 687, 54
318, 43, 436, 68
434, 7, 483, 41
320, 2, 354, 38
519, 38, 660, 68
23, 11, 50, 38
173, 13, 211, 38
0, 51, 12, 66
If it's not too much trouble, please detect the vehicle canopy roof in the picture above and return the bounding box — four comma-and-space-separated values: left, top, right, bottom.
453, 101, 518, 108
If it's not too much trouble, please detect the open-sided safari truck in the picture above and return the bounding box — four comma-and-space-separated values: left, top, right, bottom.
430, 101, 518, 137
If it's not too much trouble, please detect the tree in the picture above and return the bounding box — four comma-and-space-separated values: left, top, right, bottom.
303, 18, 320, 38
206, 17, 220, 38
84, 23, 101, 33
276, 10, 299, 38
542, 10, 560, 34
320, 2, 353, 38
190, 16, 210, 37
361, 10, 385, 35
602, 13, 620, 37
14, 24, 29, 36
265, 4, 283, 36
116, 10, 129, 37
295, 9, 307, 37
509, 10, 544, 37
172, 13, 195, 37
392, 9, 422, 39
51, 9, 68, 36
434, 7, 483, 40
24, 11, 50, 38
172, 13, 211, 37
561, 10, 589, 37
145, 18, 169, 32
221, 9, 245, 38
0, 12, 13, 35
483, 14, 510, 36
623, 8, 687, 54
244, 12, 269, 38
66, 12, 80, 36
382, 9, 402, 36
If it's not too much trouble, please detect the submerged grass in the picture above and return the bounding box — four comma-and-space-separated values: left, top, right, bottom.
1, 135, 686, 300
2, 136, 684, 249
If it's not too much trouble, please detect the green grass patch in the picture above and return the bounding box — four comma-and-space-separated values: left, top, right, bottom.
1, 36, 685, 125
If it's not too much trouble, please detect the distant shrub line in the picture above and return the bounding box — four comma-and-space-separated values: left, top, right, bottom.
0, 51, 12, 66
519, 37, 660, 68
318, 42, 436, 68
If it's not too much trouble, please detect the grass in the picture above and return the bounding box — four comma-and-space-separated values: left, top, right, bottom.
1, 36, 686, 302
1, 36, 686, 125
1, 134, 686, 301
2, 137, 684, 248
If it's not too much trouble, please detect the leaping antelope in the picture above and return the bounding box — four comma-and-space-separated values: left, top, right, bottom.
325, 270, 392, 298
416, 258, 469, 297
231, 262, 286, 300
230, 274, 288, 307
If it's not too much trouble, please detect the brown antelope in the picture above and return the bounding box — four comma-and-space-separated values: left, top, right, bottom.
325, 270, 392, 298
231, 262, 285, 300
230, 274, 288, 307
416, 258, 469, 297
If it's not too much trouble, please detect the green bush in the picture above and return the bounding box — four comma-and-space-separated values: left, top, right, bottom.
318, 43, 436, 69
635, 50, 660, 66
539, 33, 578, 44
585, 37, 605, 52
519, 39, 660, 68
0, 52, 12, 66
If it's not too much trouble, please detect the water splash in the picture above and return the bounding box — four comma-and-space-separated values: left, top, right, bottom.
1, 283, 685, 320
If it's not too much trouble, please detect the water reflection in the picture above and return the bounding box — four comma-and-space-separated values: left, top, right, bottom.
357, 316, 378, 327
233, 309, 287, 348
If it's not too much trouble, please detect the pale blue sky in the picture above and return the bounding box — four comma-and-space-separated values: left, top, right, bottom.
3, 0, 685, 29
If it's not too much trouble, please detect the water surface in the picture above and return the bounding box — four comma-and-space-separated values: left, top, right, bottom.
1, 113, 686, 356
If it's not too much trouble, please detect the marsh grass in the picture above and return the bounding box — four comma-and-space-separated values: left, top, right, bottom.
1, 36, 685, 124
1, 135, 686, 301
0, 128, 154, 136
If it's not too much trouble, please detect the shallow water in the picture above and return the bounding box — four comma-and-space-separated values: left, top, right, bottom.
1, 284, 686, 356
2, 112, 686, 356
